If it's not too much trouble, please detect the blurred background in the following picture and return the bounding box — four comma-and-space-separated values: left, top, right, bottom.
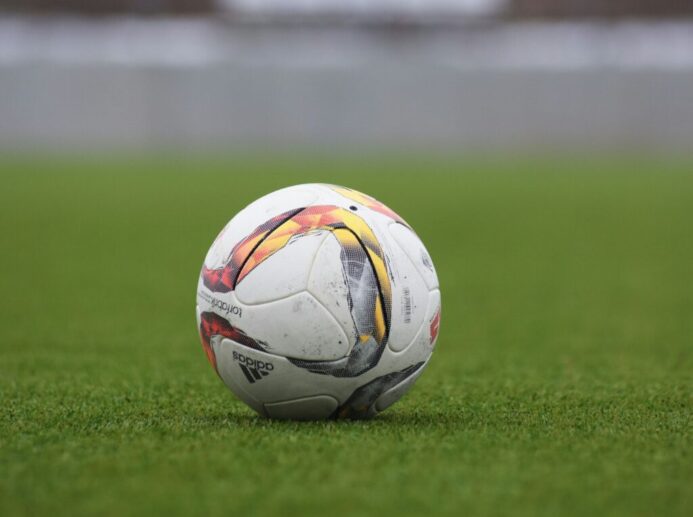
1, 0, 692, 152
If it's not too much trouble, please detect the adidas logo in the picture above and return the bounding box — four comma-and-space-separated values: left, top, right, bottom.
233, 351, 274, 384
239, 363, 271, 383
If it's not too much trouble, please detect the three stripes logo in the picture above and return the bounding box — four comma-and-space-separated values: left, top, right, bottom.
232, 351, 274, 384
239, 363, 270, 383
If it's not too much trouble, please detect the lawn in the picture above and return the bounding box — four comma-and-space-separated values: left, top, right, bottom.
0, 155, 691, 516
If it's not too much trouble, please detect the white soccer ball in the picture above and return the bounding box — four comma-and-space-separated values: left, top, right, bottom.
196, 184, 441, 419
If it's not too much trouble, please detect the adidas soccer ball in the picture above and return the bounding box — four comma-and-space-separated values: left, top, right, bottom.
196, 184, 440, 419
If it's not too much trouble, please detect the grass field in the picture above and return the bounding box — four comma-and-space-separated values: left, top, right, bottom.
0, 155, 691, 516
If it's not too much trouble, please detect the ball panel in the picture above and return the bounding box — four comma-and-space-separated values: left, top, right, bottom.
375, 288, 439, 372
374, 359, 428, 413
234, 230, 329, 305
307, 233, 358, 352
328, 184, 409, 226
214, 337, 364, 416
334, 361, 425, 419
389, 222, 439, 291
386, 234, 430, 353
213, 338, 268, 417
238, 291, 350, 361
426, 289, 442, 348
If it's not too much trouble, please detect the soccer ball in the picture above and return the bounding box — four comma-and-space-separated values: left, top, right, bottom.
196, 184, 440, 419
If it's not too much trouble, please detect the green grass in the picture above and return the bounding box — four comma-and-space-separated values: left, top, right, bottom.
0, 155, 691, 517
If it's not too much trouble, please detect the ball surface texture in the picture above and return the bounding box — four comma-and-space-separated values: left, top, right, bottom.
196, 184, 440, 419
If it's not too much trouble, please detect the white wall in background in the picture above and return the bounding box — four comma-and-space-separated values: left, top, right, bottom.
1, 18, 692, 150
218, 0, 508, 17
